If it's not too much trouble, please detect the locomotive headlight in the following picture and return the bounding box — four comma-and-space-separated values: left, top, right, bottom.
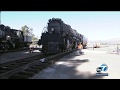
51, 28, 54, 31
49, 28, 54, 34
6, 36, 11, 40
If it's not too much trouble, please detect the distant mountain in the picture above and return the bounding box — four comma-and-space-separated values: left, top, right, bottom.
88, 38, 120, 44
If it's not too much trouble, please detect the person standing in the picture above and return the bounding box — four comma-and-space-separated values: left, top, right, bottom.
29, 45, 34, 53
78, 43, 83, 54
117, 45, 119, 55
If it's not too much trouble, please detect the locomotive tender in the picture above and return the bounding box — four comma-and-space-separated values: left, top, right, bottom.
0, 24, 32, 52
38, 18, 88, 54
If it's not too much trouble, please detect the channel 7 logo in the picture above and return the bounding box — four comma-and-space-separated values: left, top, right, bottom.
96, 64, 108, 72
96, 63, 108, 76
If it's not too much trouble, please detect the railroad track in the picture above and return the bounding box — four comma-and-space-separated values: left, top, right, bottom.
0, 49, 77, 79
0, 47, 30, 54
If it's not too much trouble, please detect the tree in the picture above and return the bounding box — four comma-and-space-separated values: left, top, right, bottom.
32, 35, 39, 45
21, 25, 30, 36
21, 25, 39, 44
29, 28, 39, 41
29, 28, 33, 36
32, 36, 39, 41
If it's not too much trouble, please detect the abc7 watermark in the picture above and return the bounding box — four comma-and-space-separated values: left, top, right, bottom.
96, 64, 108, 73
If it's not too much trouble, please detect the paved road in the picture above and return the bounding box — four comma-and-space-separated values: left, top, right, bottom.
33, 45, 120, 79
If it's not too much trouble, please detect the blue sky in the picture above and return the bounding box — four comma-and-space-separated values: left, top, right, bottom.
1, 11, 120, 41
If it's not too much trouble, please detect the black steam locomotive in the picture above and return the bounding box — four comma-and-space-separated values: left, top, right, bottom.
38, 18, 87, 54
0, 24, 32, 52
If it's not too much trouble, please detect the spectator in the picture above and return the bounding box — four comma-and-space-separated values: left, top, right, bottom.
78, 43, 83, 54
117, 46, 119, 54
29, 45, 34, 53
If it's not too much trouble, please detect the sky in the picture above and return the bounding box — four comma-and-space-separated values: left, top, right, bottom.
1, 11, 120, 41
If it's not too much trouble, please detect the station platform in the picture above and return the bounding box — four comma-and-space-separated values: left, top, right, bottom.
32, 47, 120, 79
32, 49, 104, 79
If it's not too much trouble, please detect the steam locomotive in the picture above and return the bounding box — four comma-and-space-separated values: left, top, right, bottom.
0, 24, 32, 52
38, 18, 87, 54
